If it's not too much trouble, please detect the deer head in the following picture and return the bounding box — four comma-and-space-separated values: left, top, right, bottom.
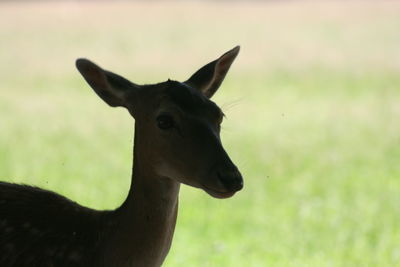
75, 46, 243, 199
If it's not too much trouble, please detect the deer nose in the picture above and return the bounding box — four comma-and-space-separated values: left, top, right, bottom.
217, 170, 243, 192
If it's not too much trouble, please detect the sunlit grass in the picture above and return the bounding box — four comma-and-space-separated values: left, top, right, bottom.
1, 1, 399, 266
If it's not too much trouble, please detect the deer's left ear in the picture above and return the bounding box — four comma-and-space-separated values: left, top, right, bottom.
185, 46, 240, 99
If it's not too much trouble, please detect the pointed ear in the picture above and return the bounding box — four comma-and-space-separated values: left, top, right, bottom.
185, 46, 240, 98
76, 58, 138, 107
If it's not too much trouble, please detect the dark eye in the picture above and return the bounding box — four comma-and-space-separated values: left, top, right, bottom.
157, 114, 174, 130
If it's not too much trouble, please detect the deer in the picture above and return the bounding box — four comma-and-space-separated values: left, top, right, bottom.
0, 46, 243, 267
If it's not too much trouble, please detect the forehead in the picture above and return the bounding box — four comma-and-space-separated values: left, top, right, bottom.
161, 80, 221, 115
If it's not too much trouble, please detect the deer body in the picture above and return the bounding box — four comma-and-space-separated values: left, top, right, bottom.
0, 47, 243, 267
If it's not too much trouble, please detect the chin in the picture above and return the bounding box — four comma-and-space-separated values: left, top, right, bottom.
203, 188, 237, 199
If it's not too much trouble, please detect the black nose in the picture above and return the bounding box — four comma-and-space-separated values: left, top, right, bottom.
217, 171, 243, 192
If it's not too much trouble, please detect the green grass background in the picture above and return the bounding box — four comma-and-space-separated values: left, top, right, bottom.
1, 1, 399, 266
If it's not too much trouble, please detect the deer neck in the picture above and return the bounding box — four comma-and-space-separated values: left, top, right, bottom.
106, 124, 180, 266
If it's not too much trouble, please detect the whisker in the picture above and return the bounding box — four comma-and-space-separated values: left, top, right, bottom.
220, 97, 245, 114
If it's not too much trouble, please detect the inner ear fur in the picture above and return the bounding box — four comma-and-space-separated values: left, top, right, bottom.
76, 58, 137, 107
185, 46, 240, 98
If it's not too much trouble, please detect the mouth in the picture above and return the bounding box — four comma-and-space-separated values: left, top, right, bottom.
203, 186, 237, 199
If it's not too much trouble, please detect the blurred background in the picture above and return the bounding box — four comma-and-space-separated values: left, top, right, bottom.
0, 1, 399, 266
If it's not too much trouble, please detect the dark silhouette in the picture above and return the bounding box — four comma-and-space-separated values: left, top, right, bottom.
0, 46, 243, 267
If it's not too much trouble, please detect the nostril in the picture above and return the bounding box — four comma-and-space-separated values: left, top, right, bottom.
236, 178, 243, 189
217, 171, 244, 192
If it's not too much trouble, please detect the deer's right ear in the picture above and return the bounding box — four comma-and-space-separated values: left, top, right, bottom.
76, 58, 138, 107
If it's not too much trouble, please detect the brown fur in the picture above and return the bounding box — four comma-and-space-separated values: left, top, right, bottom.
0, 47, 242, 267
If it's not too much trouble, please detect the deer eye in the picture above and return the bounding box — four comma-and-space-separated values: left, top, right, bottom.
157, 114, 174, 130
